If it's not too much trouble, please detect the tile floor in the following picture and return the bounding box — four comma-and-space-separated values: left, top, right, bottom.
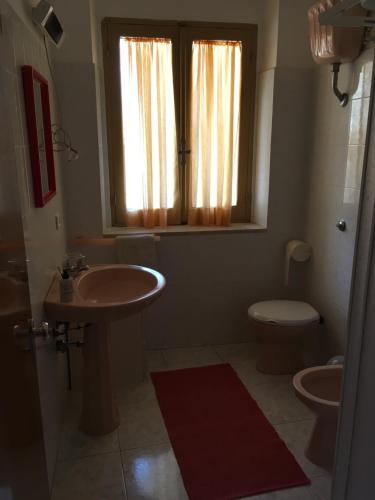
52, 343, 332, 500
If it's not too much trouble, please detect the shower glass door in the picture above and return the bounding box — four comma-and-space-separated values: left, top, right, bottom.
0, 70, 50, 500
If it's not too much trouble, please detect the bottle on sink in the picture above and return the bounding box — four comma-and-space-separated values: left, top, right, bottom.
59, 269, 74, 303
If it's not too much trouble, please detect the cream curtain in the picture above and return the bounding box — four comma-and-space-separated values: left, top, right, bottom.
188, 40, 242, 226
119, 37, 178, 228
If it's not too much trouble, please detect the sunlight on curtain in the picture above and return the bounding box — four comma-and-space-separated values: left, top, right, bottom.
188, 40, 242, 226
119, 37, 178, 227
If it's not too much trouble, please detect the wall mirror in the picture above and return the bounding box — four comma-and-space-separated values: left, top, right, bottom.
22, 65, 56, 207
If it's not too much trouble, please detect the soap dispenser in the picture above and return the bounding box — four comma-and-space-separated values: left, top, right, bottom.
59, 269, 74, 302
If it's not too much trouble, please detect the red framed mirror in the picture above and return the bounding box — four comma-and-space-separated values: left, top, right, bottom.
22, 65, 56, 207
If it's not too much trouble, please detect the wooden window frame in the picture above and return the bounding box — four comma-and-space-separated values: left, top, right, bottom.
102, 18, 257, 227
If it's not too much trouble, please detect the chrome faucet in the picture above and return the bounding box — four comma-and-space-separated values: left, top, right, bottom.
62, 254, 89, 278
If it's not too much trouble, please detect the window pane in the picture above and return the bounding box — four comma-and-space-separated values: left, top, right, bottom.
190, 40, 242, 208
119, 37, 177, 211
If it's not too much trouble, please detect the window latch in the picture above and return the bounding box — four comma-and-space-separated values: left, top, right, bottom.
178, 139, 191, 166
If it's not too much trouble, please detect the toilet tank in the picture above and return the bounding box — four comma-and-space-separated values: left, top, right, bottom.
308, 0, 366, 64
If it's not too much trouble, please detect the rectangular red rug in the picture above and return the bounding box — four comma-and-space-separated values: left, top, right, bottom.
151, 364, 310, 500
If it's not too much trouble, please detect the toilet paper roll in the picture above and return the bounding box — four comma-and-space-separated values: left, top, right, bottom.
284, 240, 312, 286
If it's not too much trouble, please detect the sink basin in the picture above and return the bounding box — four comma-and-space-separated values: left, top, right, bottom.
45, 264, 166, 323
44, 264, 166, 436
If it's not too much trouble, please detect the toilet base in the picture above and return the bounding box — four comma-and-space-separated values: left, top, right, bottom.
251, 320, 320, 375
256, 340, 304, 375
305, 414, 338, 471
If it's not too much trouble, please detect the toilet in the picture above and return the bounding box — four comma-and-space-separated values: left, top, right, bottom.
293, 365, 343, 470
248, 300, 320, 374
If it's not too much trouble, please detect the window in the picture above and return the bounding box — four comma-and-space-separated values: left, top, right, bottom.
102, 19, 257, 228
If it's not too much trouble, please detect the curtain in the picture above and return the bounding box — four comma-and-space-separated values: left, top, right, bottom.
119, 37, 178, 228
188, 40, 242, 226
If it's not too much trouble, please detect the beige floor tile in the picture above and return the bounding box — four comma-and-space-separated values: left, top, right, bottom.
310, 475, 332, 500
53, 344, 327, 500
58, 392, 120, 462
122, 444, 188, 500
145, 349, 167, 373
242, 483, 315, 499
214, 343, 292, 388
249, 381, 314, 424
117, 379, 157, 413
214, 341, 260, 362
52, 452, 126, 500
233, 358, 293, 389
162, 346, 222, 370
275, 420, 328, 479
118, 400, 169, 450
58, 424, 119, 462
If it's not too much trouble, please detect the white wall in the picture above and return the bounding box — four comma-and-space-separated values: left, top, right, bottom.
259, 0, 279, 72
276, 0, 314, 69
2, 0, 68, 489
94, 0, 265, 26
3, 0, 38, 26
304, 49, 374, 356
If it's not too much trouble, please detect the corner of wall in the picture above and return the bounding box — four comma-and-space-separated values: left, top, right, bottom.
259, 0, 279, 72
252, 69, 275, 227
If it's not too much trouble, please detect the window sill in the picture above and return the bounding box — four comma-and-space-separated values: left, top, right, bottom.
103, 223, 266, 237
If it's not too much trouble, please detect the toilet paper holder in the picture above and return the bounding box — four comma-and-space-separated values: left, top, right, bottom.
285, 240, 312, 286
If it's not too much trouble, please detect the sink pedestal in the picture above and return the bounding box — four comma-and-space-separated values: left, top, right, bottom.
80, 323, 119, 435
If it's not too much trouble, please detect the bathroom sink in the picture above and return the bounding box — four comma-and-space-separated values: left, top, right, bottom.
45, 264, 166, 323
44, 264, 166, 436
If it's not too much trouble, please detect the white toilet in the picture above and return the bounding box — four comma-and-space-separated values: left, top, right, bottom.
248, 300, 320, 374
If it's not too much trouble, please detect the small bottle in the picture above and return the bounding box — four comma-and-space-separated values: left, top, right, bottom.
59, 270, 74, 303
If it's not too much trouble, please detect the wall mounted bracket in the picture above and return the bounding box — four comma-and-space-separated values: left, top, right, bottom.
336, 218, 347, 231
332, 63, 349, 107
319, 0, 375, 28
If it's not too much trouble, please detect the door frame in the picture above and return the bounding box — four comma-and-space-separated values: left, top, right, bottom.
333, 51, 375, 500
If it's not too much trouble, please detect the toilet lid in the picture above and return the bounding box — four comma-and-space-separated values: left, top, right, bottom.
248, 300, 320, 326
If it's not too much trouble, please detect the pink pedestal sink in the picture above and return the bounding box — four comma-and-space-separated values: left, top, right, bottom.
45, 265, 166, 435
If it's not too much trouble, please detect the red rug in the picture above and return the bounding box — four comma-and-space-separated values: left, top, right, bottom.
151, 364, 310, 500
